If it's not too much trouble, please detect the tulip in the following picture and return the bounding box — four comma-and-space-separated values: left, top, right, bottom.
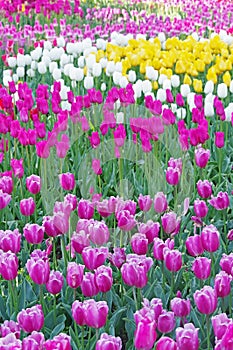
88, 220, 110, 246
134, 317, 156, 350
46, 270, 64, 295
195, 146, 210, 168
42, 215, 61, 237
220, 253, 233, 275
26, 250, 50, 285
23, 224, 44, 245
82, 247, 108, 270
154, 192, 168, 213
10, 158, 24, 178
166, 167, 181, 186
185, 235, 204, 257
0, 251, 18, 280
72, 301, 86, 326
214, 271, 232, 298
20, 197, 36, 216
22, 331, 45, 349
161, 212, 180, 235
17, 305, 44, 333
109, 247, 126, 269
153, 237, 166, 260
214, 323, 233, 349
0, 333, 21, 348
139, 221, 160, 244
209, 191, 230, 210
138, 194, 153, 212
26, 174, 41, 195
0, 190, 11, 209
89, 131, 100, 148
0, 320, 20, 339
215, 131, 225, 148
192, 257, 211, 280
0, 229, 21, 253
164, 248, 182, 272
176, 323, 199, 350
81, 271, 99, 297
96, 333, 122, 350
201, 224, 220, 252
113, 124, 126, 147
170, 297, 191, 318
78, 199, 94, 219
194, 286, 217, 314
157, 311, 175, 333
212, 313, 231, 340
196, 179, 212, 199
116, 210, 136, 231
59, 172, 75, 191
131, 233, 148, 255
0, 176, 13, 194
66, 262, 84, 289
44, 333, 71, 350
156, 337, 177, 350
71, 230, 90, 254
193, 199, 208, 218
84, 299, 108, 328
94, 266, 113, 293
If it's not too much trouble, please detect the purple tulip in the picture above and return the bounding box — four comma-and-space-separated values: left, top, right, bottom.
176, 323, 199, 350
170, 297, 191, 318
96, 333, 122, 350
209, 191, 230, 210
0, 251, 18, 280
214, 271, 232, 298
59, 172, 75, 191
26, 175, 41, 195
154, 192, 168, 213
201, 224, 220, 252
23, 224, 44, 245
46, 270, 64, 295
66, 262, 84, 289
194, 286, 217, 315
20, 197, 36, 216
157, 311, 176, 333
94, 265, 113, 293
196, 179, 212, 199
131, 233, 148, 255
44, 333, 71, 350
17, 305, 44, 333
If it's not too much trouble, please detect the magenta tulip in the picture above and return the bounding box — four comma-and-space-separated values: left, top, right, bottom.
185, 235, 204, 257
17, 305, 44, 333
131, 233, 148, 255
23, 224, 44, 245
214, 271, 232, 298
20, 197, 36, 216
154, 192, 168, 213
157, 311, 175, 333
192, 257, 211, 280
170, 297, 191, 318
46, 270, 64, 295
156, 337, 177, 350
164, 248, 182, 272
176, 323, 199, 350
201, 224, 220, 252
96, 333, 122, 350
66, 262, 84, 289
196, 179, 212, 199
26, 175, 41, 194
194, 286, 217, 315
94, 266, 113, 293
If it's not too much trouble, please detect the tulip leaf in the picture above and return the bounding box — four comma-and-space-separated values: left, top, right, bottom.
50, 320, 65, 338
109, 306, 127, 328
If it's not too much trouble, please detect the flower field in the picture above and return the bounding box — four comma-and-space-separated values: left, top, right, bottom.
0, 0, 233, 348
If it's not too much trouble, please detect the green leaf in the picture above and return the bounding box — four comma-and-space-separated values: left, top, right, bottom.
50, 320, 66, 339
109, 307, 127, 328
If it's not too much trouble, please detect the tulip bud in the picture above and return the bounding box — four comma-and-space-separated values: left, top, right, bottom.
196, 179, 212, 199
66, 262, 84, 289
164, 248, 182, 272
201, 224, 220, 252
215, 131, 225, 148
195, 146, 210, 168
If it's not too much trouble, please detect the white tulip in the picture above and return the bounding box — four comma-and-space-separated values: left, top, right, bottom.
146, 66, 158, 81
16, 67, 25, 78
113, 71, 122, 85
156, 88, 166, 102
27, 69, 35, 78
171, 103, 177, 113
204, 80, 214, 94
176, 108, 186, 119
86, 54, 96, 69
96, 38, 106, 50
44, 41, 52, 51
83, 38, 92, 50
158, 32, 166, 43
115, 62, 122, 73
163, 79, 171, 90
191, 32, 199, 41
24, 54, 32, 66
106, 61, 115, 76
31, 61, 38, 70
63, 63, 74, 76
60, 86, 70, 100
74, 42, 83, 54
49, 61, 58, 74
99, 58, 107, 69
180, 84, 190, 97
205, 93, 215, 104
17, 53, 25, 67
12, 74, 18, 83
204, 102, 214, 117
49, 47, 61, 61
158, 74, 168, 85
61, 101, 71, 111
53, 68, 62, 81
38, 62, 47, 74
42, 55, 51, 67
136, 34, 147, 40
84, 47, 97, 57
8, 57, 17, 68
101, 83, 106, 91
230, 80, 233, 93
78, 56, 85, 68
142, 80, 152, 94
171, 75, 180, 88
128, 70, 136, 83
3, 69, 11, 77
224, 103, 233, 121
92, 63, 102, 77
119, 76, 128, 88
57, 36, 65, 47
60, 54, 70, 66
84, 76, 94, 89
217, 83, 228, 99
3, 75, 12, 87
31, 47, 42, 61
66, 42, 75, 54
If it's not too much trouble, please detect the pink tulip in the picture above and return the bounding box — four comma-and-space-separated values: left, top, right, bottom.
212, 313, 231, 340
220, 253, 233, 275
88, 220, 110, 245
71, 230, 90, 254
154, 192, 168, 213
116, 210, 136, 231
81, 271, 99, 297
170, 297, 191, 318
164, 248, 182, 272
23, 224, 44, 245
17, 305, 44, 333
201, 224, 220, 252
92, 158, 102, 175
197, 179, 212, 199
176, 323, 199, 350
26, 250, 50, 285
0, 190, 11, 209
10, 158, 24, 178
84, 299, 108, 328
156, 337, 177, 350
94, 266, 113, 293
166, 167, 181, 186
82, 247, 108, 270
26, 175, 41, 195
0, 176, 13, 194
46, 270, 64, 295
157, 311, 175, 333
0, 320, 20, 339
194, 286, 217, 315
139, 221, 160, 244
0, 251, 18, 280
131, 233, 148, 255
109, 247, 126, 269
44, 333, 71, 350
185, 235, 204, 257
20, 197, 36, 216
59, 172, 75, 191
161, 212, 180, 235
215, 131, 224, 148
193, 199, 208, 218
192, 257, 211, 280
153, 237, 166, 260
0, 229, 21, 253
134, 317, 156, 350
77, 199, 94, 219
209, 191, 230, 210
96, 333, 122, 350
66, 262, 84, 289
138, 194, 153, 212
214, 271, 232, 298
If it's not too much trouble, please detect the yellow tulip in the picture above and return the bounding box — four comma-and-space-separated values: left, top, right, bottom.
222, 71, 231, 86
153, 81, 158, 90
193, 79, 203, 92
83, 66, 87, 76
175, 60, 186, 74
96, 50, 105, 63
152, 58, 161, 70
206, 71, 217, 84
194, 59, 205, 72
183, 74, 192, 85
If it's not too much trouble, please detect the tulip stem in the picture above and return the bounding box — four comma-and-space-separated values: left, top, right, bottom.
53, 295, 56, 324
53, 238, 57, 269
206, 314, 211, 350
210, 252, 215, 278
218, 148, 222, 185
133, 287, 137, 309
81, 326, 85, 350
61, 235, 68, 269
229, 290, 232, 318
170, 272, 174, 300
